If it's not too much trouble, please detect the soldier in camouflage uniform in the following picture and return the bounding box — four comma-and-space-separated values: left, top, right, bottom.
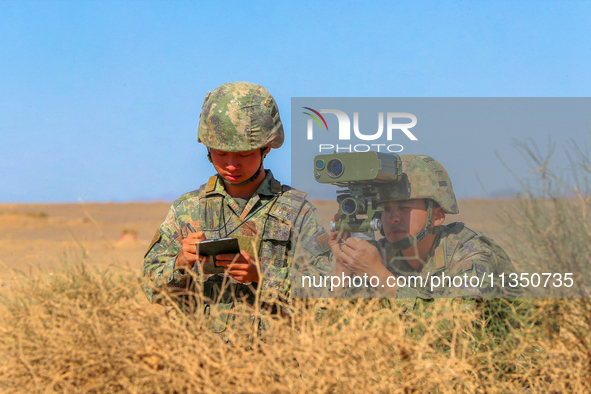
142, 82, 331, 324
331, 154, 518, 299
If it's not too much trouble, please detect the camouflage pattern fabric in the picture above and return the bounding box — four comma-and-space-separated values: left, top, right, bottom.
341, 222, 518, 301
142, 170, 331, 308
377, 222, 523, 342
197, 81, 284, 151
379, 222, 519, 299
377, 154, 459, 214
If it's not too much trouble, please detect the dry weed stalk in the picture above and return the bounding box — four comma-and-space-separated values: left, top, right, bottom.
1, 262, 590, 393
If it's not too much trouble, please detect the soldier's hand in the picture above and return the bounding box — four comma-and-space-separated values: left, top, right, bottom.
176, 231, 208, 270
328, 213, 352, 254
340, 237, 385, 277
328, 214, 351, 249
215, 250, 261, 284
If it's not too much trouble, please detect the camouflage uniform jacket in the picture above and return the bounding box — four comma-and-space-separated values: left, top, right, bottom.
337, 223, 520, 328
379, 222, 518, 299
142, 170, 331, 304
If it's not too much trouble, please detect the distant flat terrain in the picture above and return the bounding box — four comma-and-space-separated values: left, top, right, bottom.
0, 199, 512, 279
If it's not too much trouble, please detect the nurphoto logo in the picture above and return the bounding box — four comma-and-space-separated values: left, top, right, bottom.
302, 107, 418, 153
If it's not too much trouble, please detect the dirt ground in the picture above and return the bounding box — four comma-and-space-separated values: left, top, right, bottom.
0, 199, 513, 281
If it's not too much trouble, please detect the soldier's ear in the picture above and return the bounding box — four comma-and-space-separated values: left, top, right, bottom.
262, 147, 270, 159
432, 206, 446, 227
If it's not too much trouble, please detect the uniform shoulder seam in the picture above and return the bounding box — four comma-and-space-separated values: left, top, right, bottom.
280, 184, 309, 199
441, 222, 484, 261
446, 222, 482, 238
171, 184, 207, 208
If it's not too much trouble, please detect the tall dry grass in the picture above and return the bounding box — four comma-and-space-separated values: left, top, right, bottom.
3, 139, 591, 393
2, 262, 591, 393
500, 139, 591, 297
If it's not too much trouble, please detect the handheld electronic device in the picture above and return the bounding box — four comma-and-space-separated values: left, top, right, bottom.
195, 237, 241, 274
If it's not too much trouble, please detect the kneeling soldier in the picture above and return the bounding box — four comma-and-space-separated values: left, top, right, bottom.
142, 82, 331, 329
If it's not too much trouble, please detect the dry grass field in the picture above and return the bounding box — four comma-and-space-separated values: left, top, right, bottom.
1, 198, 591, 393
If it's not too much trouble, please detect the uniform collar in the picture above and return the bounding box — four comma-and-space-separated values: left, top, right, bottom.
254, 170, 282, 196
205, 170, 281, 197
381, 224, 450, 274
427, 227, 447, 271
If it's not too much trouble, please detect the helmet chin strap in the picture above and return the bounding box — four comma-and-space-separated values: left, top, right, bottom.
389, 200, 438, 250
208, 148, 267, 187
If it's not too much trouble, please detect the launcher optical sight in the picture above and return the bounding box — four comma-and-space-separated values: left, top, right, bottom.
313, 151, 402, 244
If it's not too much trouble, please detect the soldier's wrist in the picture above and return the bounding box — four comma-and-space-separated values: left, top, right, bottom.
174, 254, 192, 275
166, 256, 190, 286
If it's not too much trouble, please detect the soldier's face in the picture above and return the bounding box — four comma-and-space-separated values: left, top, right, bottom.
380, 199, 430, 243
210, 148, 263, 184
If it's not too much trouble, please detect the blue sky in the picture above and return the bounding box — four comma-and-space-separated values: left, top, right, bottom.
1, 1, 590, 202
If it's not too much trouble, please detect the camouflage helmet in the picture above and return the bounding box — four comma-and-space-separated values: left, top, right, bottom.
198, 82, 284, 151
378, 154, 459, 214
